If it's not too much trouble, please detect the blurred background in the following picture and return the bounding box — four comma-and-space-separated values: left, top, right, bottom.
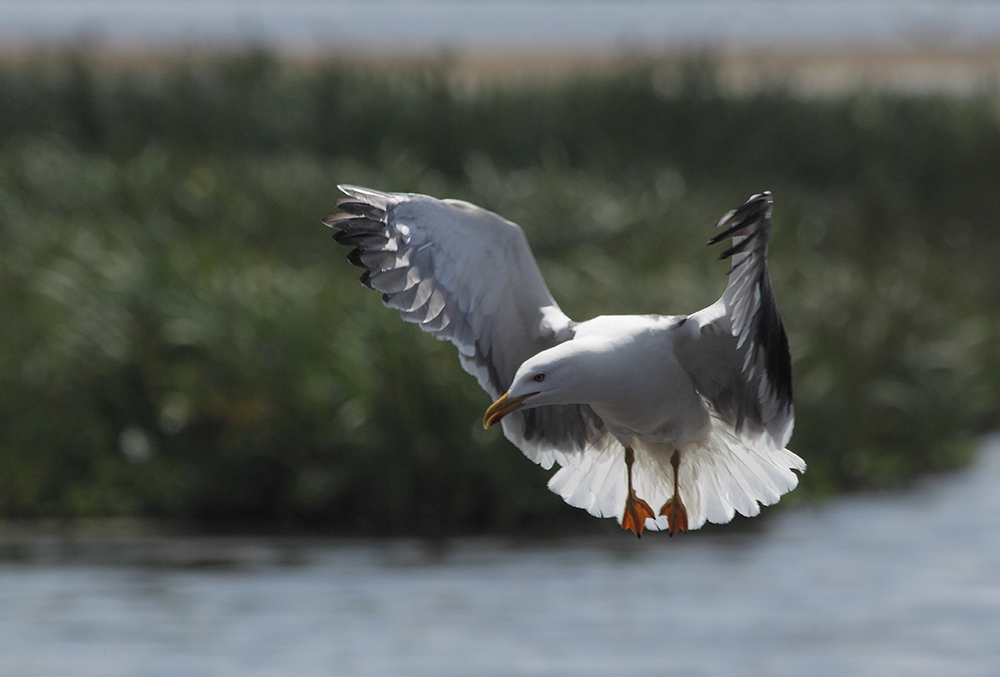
2, 1, 1000, 675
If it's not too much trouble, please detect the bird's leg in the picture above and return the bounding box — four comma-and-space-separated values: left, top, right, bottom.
621, 446, 654, 538
659, 449, 689, 536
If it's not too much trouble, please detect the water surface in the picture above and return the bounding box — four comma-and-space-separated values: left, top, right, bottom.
2, 438, 999, 676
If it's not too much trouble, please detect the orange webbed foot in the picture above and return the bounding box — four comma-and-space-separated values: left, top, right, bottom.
622, 492, 655, 538
659, 496, 689, 536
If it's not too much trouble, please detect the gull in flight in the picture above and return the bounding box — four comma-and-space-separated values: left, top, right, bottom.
325, 186, 803, 536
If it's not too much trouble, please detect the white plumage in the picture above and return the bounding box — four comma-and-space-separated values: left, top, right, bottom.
326, 185, 803, 536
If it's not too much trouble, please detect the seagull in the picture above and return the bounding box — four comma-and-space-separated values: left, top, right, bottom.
325, 186, 803, 536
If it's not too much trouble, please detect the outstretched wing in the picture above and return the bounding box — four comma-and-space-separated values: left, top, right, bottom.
676, 192, 795, 450
326, 185, 605, 465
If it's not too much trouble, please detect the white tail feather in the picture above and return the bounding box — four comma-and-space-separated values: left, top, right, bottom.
547, 418, 805, 532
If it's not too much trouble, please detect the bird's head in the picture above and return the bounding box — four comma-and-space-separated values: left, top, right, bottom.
482, 345, 584, 429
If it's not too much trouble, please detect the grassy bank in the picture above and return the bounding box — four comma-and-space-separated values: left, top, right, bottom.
1, 51, 998, 534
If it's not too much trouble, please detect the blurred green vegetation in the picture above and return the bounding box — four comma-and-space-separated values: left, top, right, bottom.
1, 51, 998, 534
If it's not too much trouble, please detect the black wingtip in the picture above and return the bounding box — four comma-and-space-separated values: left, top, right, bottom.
326, 196, 388, 233
335, 199, 385, 219
323, 214, 347, 229
346, 248, 366, 268
716, 229, 762, 260
707, 192, 773, 252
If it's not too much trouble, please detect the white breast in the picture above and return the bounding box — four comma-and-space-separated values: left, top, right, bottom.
572, 316, 710, 448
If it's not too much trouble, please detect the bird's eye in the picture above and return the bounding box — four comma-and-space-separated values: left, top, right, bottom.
533, 373, 545, 382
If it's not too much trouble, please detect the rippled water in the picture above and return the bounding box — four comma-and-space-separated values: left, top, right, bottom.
2, 438, 1000, 677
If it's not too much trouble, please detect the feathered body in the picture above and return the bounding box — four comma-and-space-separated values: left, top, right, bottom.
326, 186, 803, 535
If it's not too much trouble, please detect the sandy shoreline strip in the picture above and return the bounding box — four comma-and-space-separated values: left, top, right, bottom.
3, 45, 1000, 95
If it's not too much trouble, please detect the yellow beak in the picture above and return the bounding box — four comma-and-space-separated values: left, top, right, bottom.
483, 391, 535, 429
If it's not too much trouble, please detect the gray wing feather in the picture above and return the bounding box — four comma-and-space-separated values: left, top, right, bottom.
676, 192, 794, 448
326, 185, 606, 463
